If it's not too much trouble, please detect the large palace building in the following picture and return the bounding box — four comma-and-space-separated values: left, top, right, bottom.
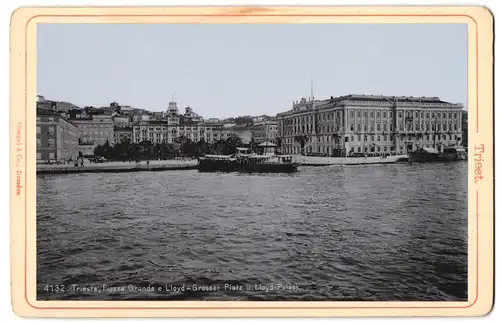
276, 94, 464, 156
132, 101, 252, 145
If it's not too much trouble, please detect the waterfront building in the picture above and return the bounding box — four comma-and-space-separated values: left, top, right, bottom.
276, 94, 464, 156
128, 100, 255, 145
131, 101, 229, 145
252, 120, 278, 144
133, 120, 170, 143
36, 108, 79, 162
71, 115, 114, 146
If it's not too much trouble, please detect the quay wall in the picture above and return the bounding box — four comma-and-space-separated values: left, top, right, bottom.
292, 154, 409, 166
37, 160, 198, 174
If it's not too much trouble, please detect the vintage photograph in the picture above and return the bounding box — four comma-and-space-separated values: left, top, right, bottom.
36, 23, 468, 301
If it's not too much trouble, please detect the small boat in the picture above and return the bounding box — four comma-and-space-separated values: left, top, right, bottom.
408, 146, 467, 163
442, 146, 467, 161
198, 148, 298, 173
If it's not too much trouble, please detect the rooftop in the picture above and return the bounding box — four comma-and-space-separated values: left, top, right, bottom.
278, 94, 463, 117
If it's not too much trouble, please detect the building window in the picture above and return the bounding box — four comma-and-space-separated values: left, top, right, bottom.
48, 126, 55, 134
36, 126, 41, 134
36, 153, 42, 160
48, 139, 55, 146
48, 117, 54, 122
49, 152, 55, 159
36, 139, 41, 146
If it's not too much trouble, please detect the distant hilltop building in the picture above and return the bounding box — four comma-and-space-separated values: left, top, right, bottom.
71, 115, 114, 157
276, 94, 464, 156
37, 95, 80, 113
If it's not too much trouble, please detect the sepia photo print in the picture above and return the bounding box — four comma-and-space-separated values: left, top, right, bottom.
36, 22, 469, 302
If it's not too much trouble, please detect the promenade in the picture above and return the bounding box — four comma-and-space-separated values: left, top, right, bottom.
37, 159, 198, 174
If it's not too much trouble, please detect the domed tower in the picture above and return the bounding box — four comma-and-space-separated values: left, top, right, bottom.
167, 100, 179, 116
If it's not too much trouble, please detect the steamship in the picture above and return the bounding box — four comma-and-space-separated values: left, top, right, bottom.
198, 147, 298, 173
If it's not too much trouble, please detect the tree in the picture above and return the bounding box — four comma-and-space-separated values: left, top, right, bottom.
94, 145, 105, 157
127, 143, 140, 161
141, 140, 154, 160
111, 138, 131, 160
155, 142, 174, 159
180, 138, 196, 157
84, 106, 96, 116
224, 134, 243, 155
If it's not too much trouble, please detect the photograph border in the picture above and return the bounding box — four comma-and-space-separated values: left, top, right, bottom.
10, 6, 494, 317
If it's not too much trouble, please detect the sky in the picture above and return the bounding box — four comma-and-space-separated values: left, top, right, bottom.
37, 23, 467, 119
